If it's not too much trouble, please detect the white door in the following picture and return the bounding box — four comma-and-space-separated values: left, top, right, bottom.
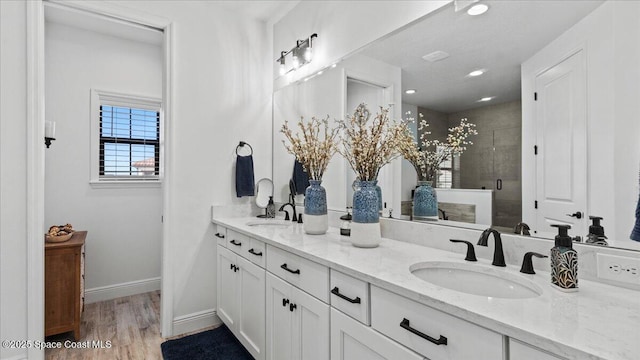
291, 286, 330, 360
331, 308, 424, 360
237, 257, 266, 360
217, 245, 237, 328
535, 50, 587, 237
266, 273, 293, 360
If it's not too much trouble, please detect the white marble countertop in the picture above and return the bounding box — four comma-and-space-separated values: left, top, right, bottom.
212, 216, 640, 360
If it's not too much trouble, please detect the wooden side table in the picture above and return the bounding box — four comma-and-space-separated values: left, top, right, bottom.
45, 231, 86, 339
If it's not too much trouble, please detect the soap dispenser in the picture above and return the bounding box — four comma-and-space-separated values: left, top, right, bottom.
266, 196, 276, 218
586, 216, 608, 246
550, 224, 578, 292
340, 207, 352, 236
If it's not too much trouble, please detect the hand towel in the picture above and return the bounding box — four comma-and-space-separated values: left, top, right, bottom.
292, 159, 309, 195
236, 154, 255, 197
632, 168, 640, 241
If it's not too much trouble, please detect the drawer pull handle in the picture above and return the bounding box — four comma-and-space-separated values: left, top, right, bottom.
248, 248, 263, 256
280, 263, 300, 274
400, 318, 447, 346
282, 298, 289, 307
229, 239, 242, 246
215, 232, 225, 239
331, 287, 361, 304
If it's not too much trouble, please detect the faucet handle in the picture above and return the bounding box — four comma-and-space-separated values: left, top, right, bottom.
450, 239, 477, 262
520, 252, 548, 274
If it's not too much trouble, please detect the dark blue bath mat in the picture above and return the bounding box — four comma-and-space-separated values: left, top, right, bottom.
161, 325, 253, 360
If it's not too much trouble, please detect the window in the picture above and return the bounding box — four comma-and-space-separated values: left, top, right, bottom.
436, 145, 453, 189
91, 90, 162, 186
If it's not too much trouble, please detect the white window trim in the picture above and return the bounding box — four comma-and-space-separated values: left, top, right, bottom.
90, 89, 163, 188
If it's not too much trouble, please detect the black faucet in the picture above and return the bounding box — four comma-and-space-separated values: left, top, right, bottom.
514, 222, 531, 236
477, 228, 506, 267
279, 203, 297, 222
520, 252, 548, 274
450, 239, 477, 262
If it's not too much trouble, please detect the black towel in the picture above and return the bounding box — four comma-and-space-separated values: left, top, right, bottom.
292, 159, 309, 195
236, 155, 255, 197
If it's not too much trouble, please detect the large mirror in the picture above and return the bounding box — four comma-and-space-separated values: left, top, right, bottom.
273, 0, 640, 251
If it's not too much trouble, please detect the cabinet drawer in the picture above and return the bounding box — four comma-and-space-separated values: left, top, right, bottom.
267, 245, 329, 303
245, 238, 266, 268
509, 339, 566, 360
227, 229, 250, 255
371, 286, 503, 360
331, 308, 424, 360
214, 226, 228, 247
330, 269, 370, 325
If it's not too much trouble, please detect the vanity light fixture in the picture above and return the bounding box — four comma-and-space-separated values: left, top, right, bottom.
467, 3, 489, 16
276, 33, 318, 76
45, 121, 56, 148
405, 89, 417, 94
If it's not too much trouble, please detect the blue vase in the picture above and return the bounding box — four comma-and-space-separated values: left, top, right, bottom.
304, 179, 328, 234
353, 180, 380, 224
374, 180, 382, 211
413, 180, 438, 218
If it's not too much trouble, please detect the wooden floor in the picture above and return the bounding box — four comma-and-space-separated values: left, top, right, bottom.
46, 291, 165, 360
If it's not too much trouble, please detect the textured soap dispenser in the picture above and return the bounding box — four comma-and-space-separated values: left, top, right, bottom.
550, 224, 578, 292
586, 216, 608, 246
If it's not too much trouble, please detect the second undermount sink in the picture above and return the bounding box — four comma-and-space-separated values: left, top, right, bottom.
410, 261, 543, 299
246, 219, 292, 228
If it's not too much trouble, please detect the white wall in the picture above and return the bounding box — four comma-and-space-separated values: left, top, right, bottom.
522, 1, 640, 249
273, 0, 451, 88
0, 2, 29, 359
44, 21, 162, 299
114, 0, 274, 333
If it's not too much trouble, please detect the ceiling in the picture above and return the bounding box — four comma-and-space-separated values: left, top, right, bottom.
359, 0, 604, 113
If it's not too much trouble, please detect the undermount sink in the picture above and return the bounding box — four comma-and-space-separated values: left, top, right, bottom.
410, 261, 543, 299
246, 219, 292, 228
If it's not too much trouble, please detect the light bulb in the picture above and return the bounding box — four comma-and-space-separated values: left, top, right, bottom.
292, 54, 300, 69
279, 63, 286, 76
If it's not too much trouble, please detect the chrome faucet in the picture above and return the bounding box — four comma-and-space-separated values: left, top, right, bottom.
477, 228, 506, 267
279, 203, 297, 222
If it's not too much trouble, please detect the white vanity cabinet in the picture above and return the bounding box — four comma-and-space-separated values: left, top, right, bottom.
266, 272, 329, 360
509, 339, 567, 360
216, 244, 266, 360
371, 286, 504, 360
331, 308, 425, 360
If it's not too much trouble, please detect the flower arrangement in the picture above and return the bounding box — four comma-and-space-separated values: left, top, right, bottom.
280, 115, 339, 180
401, 114, 478, 182
338, 103, 411, 181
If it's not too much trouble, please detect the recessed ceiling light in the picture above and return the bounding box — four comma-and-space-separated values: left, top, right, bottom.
478, 96, 494, 102
467, 4, 489, 16
405, 89, 417, 94
468, 69, 485, 77
422, 50, 450, 62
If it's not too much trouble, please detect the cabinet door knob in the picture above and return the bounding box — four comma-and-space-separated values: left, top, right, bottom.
280, 263, 300, 274
282, 298, 289, 307
289, 303, 297, 312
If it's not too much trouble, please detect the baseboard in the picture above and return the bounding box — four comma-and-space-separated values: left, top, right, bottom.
172, 309, 221, 336
1, 354, 27, 360
84, 277, 161, 304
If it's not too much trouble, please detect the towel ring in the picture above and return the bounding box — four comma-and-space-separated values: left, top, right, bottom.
236, 141, 253, 156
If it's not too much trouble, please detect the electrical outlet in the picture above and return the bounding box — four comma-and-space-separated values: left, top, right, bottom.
597, 253, 640, 285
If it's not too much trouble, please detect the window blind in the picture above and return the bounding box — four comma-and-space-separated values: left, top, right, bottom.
99, 105, 160, 179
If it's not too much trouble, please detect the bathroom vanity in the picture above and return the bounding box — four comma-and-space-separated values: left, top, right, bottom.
212, 216, 639, 360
